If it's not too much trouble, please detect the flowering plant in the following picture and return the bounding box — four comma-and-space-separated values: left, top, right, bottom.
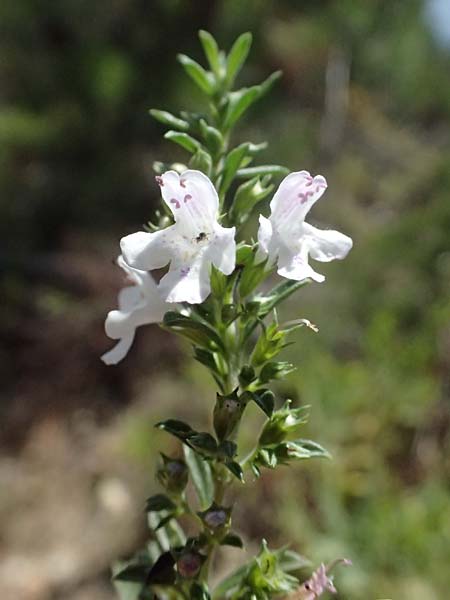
103, 31, 352, 600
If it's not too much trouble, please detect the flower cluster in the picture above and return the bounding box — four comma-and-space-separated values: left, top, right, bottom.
105, 29, 355, 600
102, 169, 352, 363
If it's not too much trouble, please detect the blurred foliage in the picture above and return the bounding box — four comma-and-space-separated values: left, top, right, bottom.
1, 0, 450, 599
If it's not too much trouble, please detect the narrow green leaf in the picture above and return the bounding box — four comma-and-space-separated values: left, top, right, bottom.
145, 494, 176, 513
184, 446, 214, 510
281, 439, 331, 461
250, 389, 275, 417
189, 148, 213, 175
223, 86, 259, 130
190, 581, 211, 600
230, 176, 274, 226
219, 142, 250, 197
223, 71, 281, 130
149, 109, 189, 131
199, 119, 223, 156
239, 256, 269, 298
221, 533, 244, 548
236, 165, 289, 178
155, 419, 194, 442
189, 432, 218, 457
259, 70, 282, 97
225, 460, 244, 482
163, 311, 224, 350
164, 130, 201, 154
226, 32, 252, 87
199, 30, 221, 77
177, 54, 215, 94
277, 548, 311, 571
113, 564, 150, 583
193, 347, 219, 373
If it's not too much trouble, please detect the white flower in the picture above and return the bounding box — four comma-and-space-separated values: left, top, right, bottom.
257, 170, 352, 283
120, 170, 236, 304
101, 256, 170, 365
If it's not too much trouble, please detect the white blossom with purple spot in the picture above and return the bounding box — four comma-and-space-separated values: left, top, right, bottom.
257, 170, 353, 283
121, 170, 236, 304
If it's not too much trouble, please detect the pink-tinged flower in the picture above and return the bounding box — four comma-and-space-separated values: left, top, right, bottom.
101, 256, 170, 365
121, 170, 236, 304
297, 559, 351, 599
257, 171, 353, 283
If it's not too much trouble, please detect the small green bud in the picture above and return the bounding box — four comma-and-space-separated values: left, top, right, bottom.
157, 454, 188, 494
259, 401, 309, 446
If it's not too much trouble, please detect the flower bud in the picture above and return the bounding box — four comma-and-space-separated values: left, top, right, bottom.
176, 550, 205, 579
156, 454, 188, 494
213, 390, 245, 441
198, 502, 232, 537
259, 401, 308, 446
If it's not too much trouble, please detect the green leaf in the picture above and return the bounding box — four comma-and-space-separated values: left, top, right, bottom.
238, 365, 256, 387
146, 551, 176, 585
225, 460, 244, 482
199, 30, 221, 78
191, 581, 211, 600
259, 361, 296, 383
226, 32, 252, 87
218, 440, 238, 459
277, 548, 311, 571
177, 53, 215, 94
278, 439, 331, 461
236, 244, 254, 265
155, 419, 194, 442
145, 494, 177, 513
223, 71, 281, 130
259, 70, 282, 97
249, 389, 275, 417
193, 347, 219, 373
184, 446, 214, 510
223, 87, 259, 130
149, 109, 189, 131
189, 432, 218, 457
220, 533, 244, 548
239, 255, 269, 297
255, 279, 310, 318
210, 264, 228, 298
190, 148, 213, 175
199, 119, 223, 156
236, 164, 289, 178
219, 142, 249, 197
230, 176, 274, 226
113, 564, 149, 583
163, 311, 224, 350
164, 130, 201, 154
154, 513, 176, 530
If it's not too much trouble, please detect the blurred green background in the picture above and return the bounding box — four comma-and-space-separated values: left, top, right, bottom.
1, 1, 449, 599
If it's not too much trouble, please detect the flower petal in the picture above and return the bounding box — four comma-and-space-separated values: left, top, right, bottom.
277, 245, 325, 283
256, 214, 273, 262
101, 335, 135, 365
159, 254, 211, 304
302, 223, 353, 262
209, 224, 236, 275
159, 169, 219, 235
270, 171, 328, 231
120, 229, 173, 270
